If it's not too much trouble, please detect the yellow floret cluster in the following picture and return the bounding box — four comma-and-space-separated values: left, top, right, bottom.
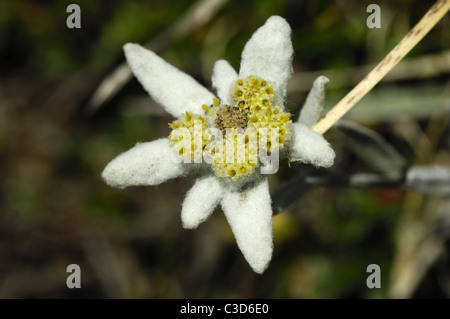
231, 75, 292, 152
207, 127, 259, 179
168, 112, 210, 161
168, 75, 292, 180
231, 75, 274, 114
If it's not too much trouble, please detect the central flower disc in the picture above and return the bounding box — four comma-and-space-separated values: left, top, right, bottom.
215, 106, 248, 135
168, 75, 293, 181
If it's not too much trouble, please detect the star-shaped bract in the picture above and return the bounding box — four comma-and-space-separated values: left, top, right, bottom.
102, 16, 335, 273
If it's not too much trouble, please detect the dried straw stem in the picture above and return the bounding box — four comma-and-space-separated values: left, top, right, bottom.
312, 0, 450, 135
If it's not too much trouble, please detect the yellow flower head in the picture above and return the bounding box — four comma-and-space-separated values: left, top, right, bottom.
168, 75, 292, 180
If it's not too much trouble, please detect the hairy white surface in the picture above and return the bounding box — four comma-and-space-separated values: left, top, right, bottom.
299, 76, 329, 128
101, 16, 338, 275
211, 59, 238, 105
102, 138, 186, 188
221, 178, 273, 274
290, 123, 335, 167
182, 175, 223, 229
124, 43, 215, 117
239, 16, 293, 106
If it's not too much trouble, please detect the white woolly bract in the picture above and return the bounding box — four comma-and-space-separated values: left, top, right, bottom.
299, 76, 329, 128
101, 16, 338, 275
221, 178, 273, 274
239, 16, 293, 106
290, 122, 335, 167
211, 60, 238, 105
101, 138, 186, 188
123, 43, 215, 118
182, 175, 223, 229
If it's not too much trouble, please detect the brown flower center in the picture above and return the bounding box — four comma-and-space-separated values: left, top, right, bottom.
214, 105, 248, 135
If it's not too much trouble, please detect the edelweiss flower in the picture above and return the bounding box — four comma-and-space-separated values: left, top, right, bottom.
102, 16, 335, 273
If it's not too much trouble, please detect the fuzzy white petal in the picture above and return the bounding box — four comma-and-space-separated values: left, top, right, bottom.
124, 43, 215, 117
299, 76, 329, 128
290, 123, 335, 167
211, 59, 238, 105
182, 176, 223, 229
102, 138, 186, 188
221, 179, 273, 274
239, 16, 293, 105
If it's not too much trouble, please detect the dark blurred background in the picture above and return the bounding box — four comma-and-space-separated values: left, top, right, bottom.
0, 0, 449, 298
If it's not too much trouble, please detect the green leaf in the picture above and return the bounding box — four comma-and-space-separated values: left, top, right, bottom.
336, 120, 407, 179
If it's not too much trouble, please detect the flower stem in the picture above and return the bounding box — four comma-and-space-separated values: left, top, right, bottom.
312, 0, 450, 135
